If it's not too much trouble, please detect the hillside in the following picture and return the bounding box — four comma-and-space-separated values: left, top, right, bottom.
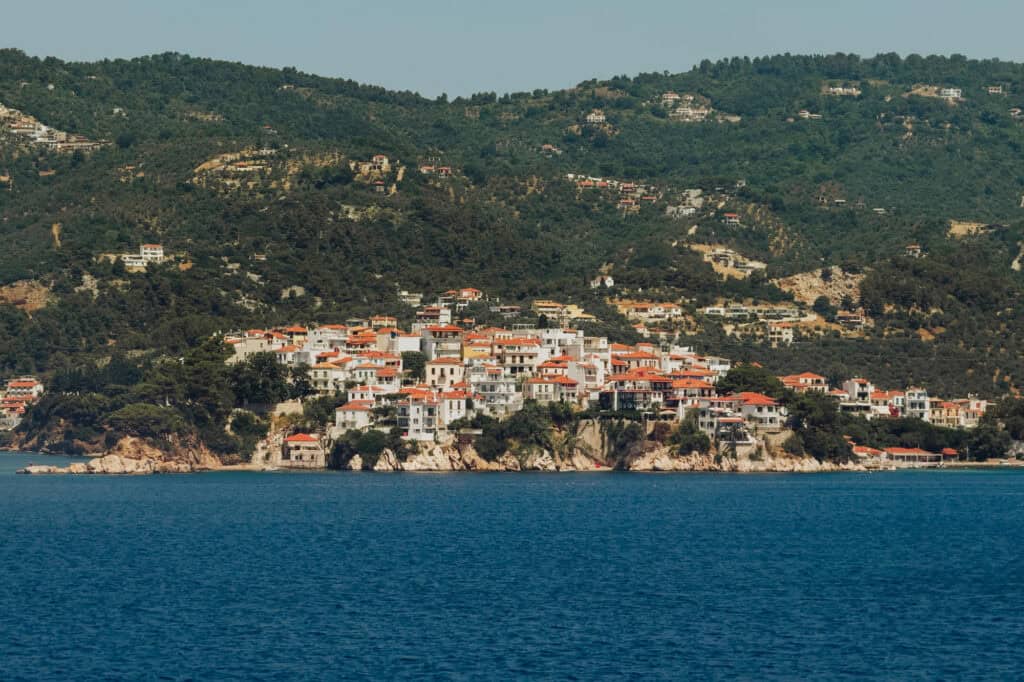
1, 48, 1024, 401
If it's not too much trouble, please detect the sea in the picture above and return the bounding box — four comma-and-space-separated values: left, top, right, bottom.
2, 451, 1023, 680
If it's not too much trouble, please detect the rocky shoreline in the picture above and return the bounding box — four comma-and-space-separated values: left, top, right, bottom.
16, 440, 864, 475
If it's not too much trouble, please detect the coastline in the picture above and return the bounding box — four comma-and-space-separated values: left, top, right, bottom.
10, 446, 1020, 475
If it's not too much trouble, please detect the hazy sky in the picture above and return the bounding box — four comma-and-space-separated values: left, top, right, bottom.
4, 1, 1024, 97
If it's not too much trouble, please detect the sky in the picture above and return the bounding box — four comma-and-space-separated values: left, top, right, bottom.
3, 1, 1024, 97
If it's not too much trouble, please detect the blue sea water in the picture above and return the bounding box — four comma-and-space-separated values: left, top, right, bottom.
1, 452, 1023, 680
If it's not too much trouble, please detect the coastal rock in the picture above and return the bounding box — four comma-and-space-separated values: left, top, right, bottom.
402, 445, 459, 472
347, 454, 363, 471
373, 449, 400, 472
567, 452, 608, 471
17, 465, 62, 475
523, 450, 557, 471
625, 445, 866, 473
496, 452, 521, 471
459, 445, 502, 471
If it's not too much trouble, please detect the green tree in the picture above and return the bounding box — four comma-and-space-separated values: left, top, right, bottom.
401, 351, 427, 381
717, 364, 785, 398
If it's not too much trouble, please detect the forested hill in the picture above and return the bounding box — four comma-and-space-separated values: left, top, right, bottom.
2, 49, 1024, 398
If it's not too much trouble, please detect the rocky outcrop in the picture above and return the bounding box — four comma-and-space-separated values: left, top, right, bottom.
18, 453, 199, 475
522, 450, 557, 471
372, 449, 401, 471
16, 436, 221, 475
346, 454, 364, 471
401, 445, 462, 471
495, 452, 521, 471
625, 445, 865, 472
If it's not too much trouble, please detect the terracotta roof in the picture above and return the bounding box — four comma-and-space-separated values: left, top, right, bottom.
734, 392, 778, 406
284, 433, 318, 443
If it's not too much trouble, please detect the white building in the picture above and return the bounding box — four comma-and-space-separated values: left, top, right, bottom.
905, 387, 931, 422
334, 401, 374, 432
467, 365, 522, 417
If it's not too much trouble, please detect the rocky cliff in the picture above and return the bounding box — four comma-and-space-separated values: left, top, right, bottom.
17, 436, 222, 475
341, 437, 854, 473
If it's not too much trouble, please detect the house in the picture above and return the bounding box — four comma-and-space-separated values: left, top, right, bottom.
870, 390, 905, 418
456, 287, 483, 302
987, 85, 1004, 95
665, 205, 697, 218
335, 401, 375, 432
494, 337, 545, 375
842, 378, 874, 403
930, 400, 962, 429
415, 305, 453, 327
730, 392, 786, 432
836, 311, 865, 330
780, 372, 828, 393
422, 324, 463, 359
5, 377, 44, 399
905, 387, 931, 422
939, 88, 963, 100
310, 361, 350, 395
905, 244, 923, 258
766, 322, 794, 347
398, 290, 423, 307
467, 365, 523, 417
280, 433, 326, 468
600, 371, 673, 412
425, 357, 466, 388
722, 213, 741, 226
883, 447, 942, 466
585, 109, 606, 124
120, 243, 168, 271
827, 85, 861, 96
524, 375, 579, 404
398, 394, 439, 441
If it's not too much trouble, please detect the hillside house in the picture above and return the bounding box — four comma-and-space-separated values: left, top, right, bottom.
585, 109, 607, 124
422, 325, 464, 360
905, 387, 931, 422
780, 372, 829, 393
280, 433, 326, 469
870, 390, 905, 418
766, 322, 794, 347
729, 392, 786, 432
524, 375, 579, 404
425, 357, 466, 388
722, 213, 741, 226
398, 290, 423, 307
467, 365, 522, 417
665, 205, 697, 218
939, 88, 963, 100
827, 85, 861, 96
398, 395, 438, 441
120, 243, 168, 271
335, 401, 375, 432
842, 378, 874, 403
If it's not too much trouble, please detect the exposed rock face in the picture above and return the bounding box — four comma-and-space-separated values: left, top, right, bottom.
625, 445, 864, 472
495, 453, 521, 471
346, 454, 363, 471
522, 450, 557, 471
18, 453, 197, 475
16, 436, 220, 475
372, 449, 400, 472
402, 445, 460, 471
